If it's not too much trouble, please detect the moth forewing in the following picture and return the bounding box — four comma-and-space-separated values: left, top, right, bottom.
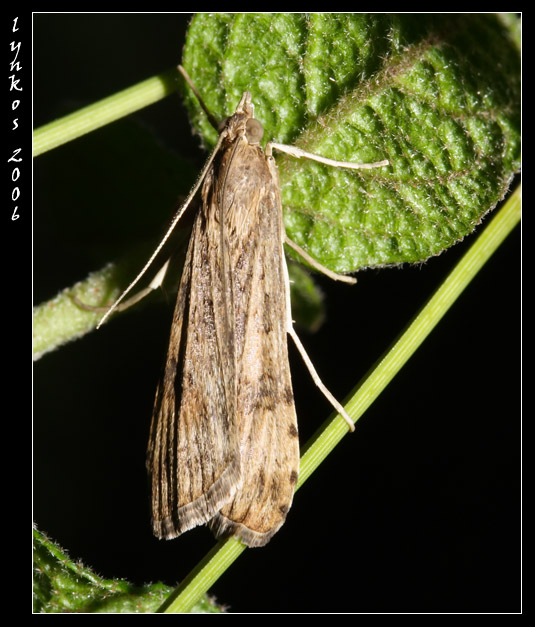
146, 210, 241, 539
147, 92, 300, 546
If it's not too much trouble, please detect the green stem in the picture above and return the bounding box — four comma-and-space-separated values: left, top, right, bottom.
161, 183, 520, 613
161, 539, 246, 613
32, 68, 179, 156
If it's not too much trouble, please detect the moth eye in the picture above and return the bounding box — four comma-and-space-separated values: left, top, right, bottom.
217, 116, 230, 133
246, 118, 264, 144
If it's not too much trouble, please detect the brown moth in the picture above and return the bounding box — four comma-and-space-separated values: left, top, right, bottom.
97, 66, 388, 547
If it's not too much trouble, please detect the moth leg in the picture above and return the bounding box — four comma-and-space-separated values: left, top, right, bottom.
287, 326, 355, 432
284, 235, 356, 284
72, 258, 171, 316
266, 141, 389, 171
281, 253, 355, 432
269, 141, 387, 281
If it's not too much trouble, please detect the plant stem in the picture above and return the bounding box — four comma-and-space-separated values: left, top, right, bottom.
33, 68, 179, 156
159, 538, 245, 613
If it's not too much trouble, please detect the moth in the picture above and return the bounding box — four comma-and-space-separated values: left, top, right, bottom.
95, 66, 389, 547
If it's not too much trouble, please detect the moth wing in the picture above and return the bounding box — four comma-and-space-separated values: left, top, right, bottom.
209, 155, 300, 547
147, 202, 240, 539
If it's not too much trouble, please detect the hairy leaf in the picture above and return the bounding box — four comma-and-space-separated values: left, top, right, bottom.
181, 13, 520, 272
33, 526, 222, 613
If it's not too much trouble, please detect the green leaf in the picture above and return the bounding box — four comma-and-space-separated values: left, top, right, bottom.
33, 525, 222, 613
181, 13, 520, 273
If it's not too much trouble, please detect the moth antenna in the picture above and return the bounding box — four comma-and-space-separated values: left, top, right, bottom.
97, 130, 227, 328
178, 65, 220, 130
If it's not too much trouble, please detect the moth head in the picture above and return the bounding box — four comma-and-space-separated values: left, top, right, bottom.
220, 92, 264, 145
236, 93, 264, 143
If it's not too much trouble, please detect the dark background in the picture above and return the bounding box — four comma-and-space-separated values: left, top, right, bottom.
33, 14, 520, 613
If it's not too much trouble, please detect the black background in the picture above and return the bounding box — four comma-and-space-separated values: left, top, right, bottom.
33, 14, 520, 613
